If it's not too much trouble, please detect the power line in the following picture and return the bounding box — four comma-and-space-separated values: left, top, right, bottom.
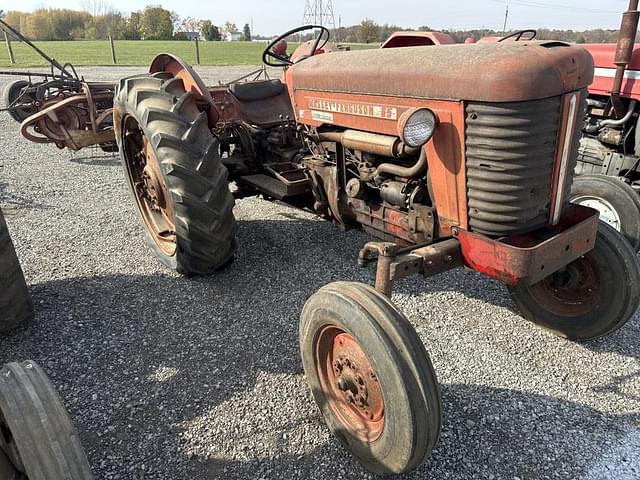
489, 0, 620, 14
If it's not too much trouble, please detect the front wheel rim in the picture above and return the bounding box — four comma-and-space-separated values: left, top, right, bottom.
527, 254, 602, 317
121, 115, 177, 256
572, 196, 622, 232
314, 326, 385, 442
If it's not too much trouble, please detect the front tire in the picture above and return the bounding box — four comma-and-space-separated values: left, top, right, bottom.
113, 73, 237, 275
509, 223, 640, 340
570, 174, 640, 252
300, 282, 441, 475
0, 208, 34, 332
0, 361, 92, 479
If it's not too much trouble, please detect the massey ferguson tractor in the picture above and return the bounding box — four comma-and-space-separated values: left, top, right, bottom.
0, 209, 92, 479
569, 0, 640, 251
111, 25, 640, 474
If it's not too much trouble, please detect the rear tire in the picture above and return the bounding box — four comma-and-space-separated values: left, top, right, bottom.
114, 73, 237, 275
509, 223, 640, 340
3, 80, 36, 123
300, 282, 441, 475
570, 174, 640, 252
0, 208, 33, 332
0, 361, 92, 479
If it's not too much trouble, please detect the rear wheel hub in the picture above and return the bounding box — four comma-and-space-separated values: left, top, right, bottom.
122, 116, 177, 256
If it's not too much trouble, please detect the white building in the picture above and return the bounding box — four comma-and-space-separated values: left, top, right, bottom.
182, 31, 202, 41
225, 32, 243, 42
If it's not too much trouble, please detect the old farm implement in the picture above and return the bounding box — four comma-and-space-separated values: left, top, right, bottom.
0, 18, 116, 152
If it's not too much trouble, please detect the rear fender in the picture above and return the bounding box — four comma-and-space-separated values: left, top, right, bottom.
149, 53, 219, 125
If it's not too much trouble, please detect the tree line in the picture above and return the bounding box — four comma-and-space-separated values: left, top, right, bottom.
2, 8, 624, 44
2, 7, 252, 41
344, 19, 623, 44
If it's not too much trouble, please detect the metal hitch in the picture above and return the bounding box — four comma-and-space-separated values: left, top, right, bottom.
358, 239, 463, 297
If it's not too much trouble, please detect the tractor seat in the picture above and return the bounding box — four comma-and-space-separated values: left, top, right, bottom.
229, 79, 285, 102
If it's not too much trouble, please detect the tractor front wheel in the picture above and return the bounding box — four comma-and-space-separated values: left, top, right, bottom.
299, 282, 441, 475
114, 73, 237, 275
0, 361, 92, 479
569, 174, 640, 252
509, 223, 640, 340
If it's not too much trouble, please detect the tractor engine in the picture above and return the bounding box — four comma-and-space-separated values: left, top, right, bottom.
577, 66, 640, 188
300, 129, 435, 244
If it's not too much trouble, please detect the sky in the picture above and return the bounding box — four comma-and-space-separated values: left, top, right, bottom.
11, 0, 632, 36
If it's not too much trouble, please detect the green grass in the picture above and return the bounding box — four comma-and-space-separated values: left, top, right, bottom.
0, 40, 375, 68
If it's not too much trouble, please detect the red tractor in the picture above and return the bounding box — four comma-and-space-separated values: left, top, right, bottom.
112, 26, 640, 474
569, 0, 640, 251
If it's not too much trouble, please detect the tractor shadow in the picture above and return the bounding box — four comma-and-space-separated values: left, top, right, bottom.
68, 151, 120, 167
0, 180, 53, 214
0, 209, 638, 478
197, 383, 640, 480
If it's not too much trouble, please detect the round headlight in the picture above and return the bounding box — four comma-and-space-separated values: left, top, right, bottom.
398, 108, 438, 148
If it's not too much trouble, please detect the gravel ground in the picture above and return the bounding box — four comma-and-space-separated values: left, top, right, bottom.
1, 66, 639, 480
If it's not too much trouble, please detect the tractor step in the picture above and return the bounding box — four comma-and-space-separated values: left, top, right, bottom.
241, 173, 309, 199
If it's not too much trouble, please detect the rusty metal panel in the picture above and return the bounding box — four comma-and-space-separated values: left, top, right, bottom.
453, 204, 599, 286
465, 95, 562, 236
288, 42, 594, 103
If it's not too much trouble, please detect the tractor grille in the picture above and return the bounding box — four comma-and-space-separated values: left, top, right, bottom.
465, 96, 564, 236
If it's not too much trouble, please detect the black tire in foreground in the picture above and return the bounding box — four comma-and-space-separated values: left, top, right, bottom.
300, 282, 441, 475
509, 223, 640, 341
0, 208, 34, 332
2, 80, 36, 123
0, 361, 92, 479
113, 73, 237, 275
570, 173, 640, 252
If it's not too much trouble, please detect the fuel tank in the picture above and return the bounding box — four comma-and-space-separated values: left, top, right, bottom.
582, 43, 640, 100
286, 41, 593, 104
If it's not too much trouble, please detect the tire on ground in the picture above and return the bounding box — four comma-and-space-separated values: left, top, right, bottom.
509, 222, 640, 341
300, 281, 441, 475
569, 173, 640, 252
0, 208, 34, 332
113, 73, 237, 275
3, 80, 36, 123
0, 361, 93, 479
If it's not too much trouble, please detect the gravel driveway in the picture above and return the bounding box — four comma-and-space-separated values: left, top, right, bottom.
1, 66, 639, 480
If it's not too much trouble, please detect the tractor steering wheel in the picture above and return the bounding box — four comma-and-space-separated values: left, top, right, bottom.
498, 29, 537, 42
263, 25, 330, 67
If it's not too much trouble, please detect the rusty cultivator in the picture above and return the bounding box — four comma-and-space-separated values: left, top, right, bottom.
0, 18, 116, 152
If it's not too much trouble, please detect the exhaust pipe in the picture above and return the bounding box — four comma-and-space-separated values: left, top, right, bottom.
318, 130, 419, 158
610, 0, 640, 116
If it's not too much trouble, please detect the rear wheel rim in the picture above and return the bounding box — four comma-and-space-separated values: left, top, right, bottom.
527, 254, 602, 317
314, 326, 385, 442
122, 115, 177, 256
572, 196, 622, 232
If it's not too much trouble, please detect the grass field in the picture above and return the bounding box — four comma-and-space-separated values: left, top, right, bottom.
0, 40, 374, 68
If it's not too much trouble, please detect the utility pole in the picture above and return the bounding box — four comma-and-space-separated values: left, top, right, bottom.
502, 5, 509, 34
303, 0, 336, 30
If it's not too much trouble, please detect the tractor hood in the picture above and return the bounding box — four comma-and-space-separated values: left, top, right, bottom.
287, 41, 594, 103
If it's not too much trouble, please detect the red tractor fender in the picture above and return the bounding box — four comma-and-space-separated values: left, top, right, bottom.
149, 53, 219, 124
381, 31, 455, 49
